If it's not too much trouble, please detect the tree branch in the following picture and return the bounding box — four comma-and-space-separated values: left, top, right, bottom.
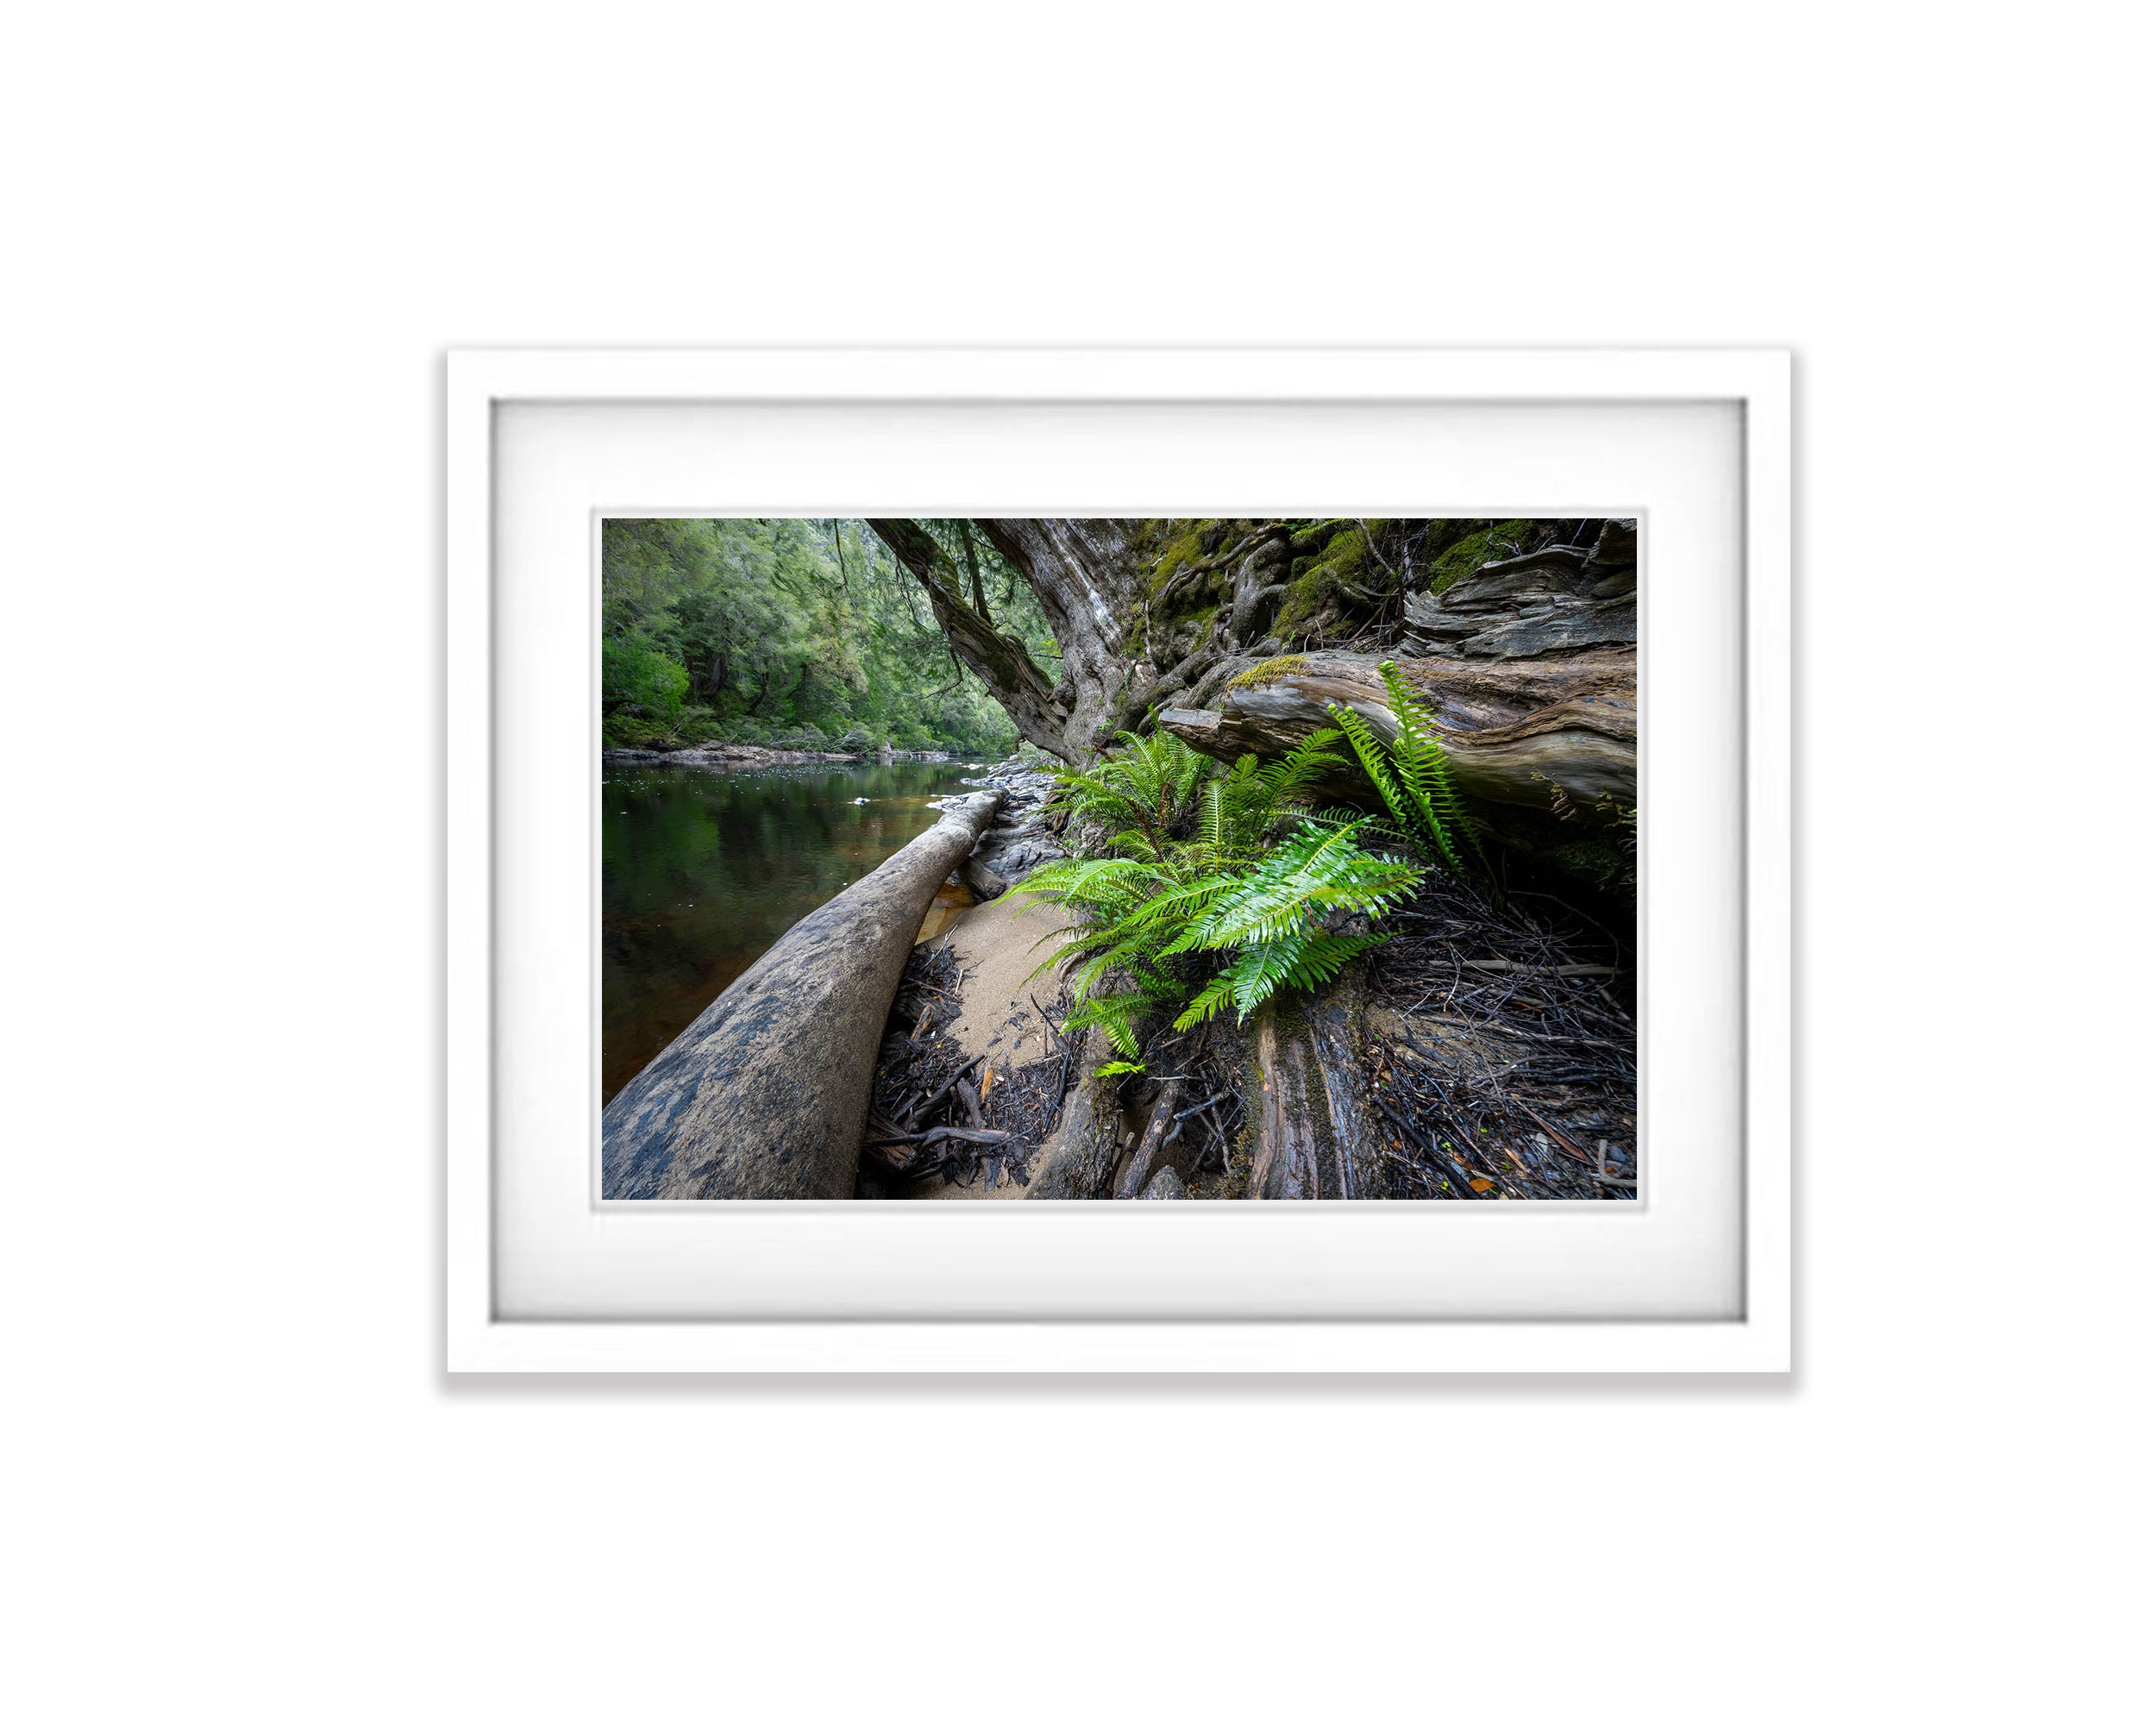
866, 518, 1075, 762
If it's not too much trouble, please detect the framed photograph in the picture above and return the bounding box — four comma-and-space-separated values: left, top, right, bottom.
448, 348, 1789, 1371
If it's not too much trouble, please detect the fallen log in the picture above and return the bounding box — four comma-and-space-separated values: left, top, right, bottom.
602, 789, 1004, 1200
1157, 649, 1634, 819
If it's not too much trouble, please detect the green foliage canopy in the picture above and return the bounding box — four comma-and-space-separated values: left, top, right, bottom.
600, 518, 1060, 755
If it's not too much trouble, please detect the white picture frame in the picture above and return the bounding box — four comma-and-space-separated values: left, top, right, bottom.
448, 348, 1789, 1373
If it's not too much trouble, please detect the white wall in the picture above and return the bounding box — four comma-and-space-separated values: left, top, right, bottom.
4, 5, 2142, 1721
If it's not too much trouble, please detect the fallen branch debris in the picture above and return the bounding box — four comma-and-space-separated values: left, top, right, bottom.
856, 942, 1079, 1195
1365, 871, 1637, 1201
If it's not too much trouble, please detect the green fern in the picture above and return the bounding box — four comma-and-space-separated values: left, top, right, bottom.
1060, 989, 1156, 1060
1176, 931, 1393, 1028
1377, 662, 1486, 872
1041, 730, 1212, 859
1205, 726, 1347, 860
1330, 662, 1488, 878
1020, 733, 1423, 1051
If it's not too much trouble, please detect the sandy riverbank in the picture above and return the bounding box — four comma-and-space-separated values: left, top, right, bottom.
906, 894, 1071, 1201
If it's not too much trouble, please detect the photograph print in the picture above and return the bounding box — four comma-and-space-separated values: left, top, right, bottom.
600, 518, 1637, 1201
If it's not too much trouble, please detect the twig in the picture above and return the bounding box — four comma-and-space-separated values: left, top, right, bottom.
899, 1051, 988, 1128
1458, 959, 1619, 977
1173, 1089, 1236, 1121
1515, 1101, 1595, 1166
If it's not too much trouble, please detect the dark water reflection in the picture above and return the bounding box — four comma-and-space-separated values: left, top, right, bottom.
602, 757, 982, 1103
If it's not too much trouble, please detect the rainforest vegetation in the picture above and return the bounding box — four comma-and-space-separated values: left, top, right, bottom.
604, 516, 1641, 1201
1020, 666, 1479, 1068
601, 518, 1059, 756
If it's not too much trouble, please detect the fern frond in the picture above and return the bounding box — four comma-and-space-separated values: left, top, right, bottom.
1178, 821, 1420, 951
1330, 682, 1486, 878
1059, 991, 1151, 1059
1170, 970, 1244, 1032
1253, 724, 1347, 813
1377, 662, 1488, 873
1302, 805, 1411, 854
1269, 930, 1392, 994
1199, 781, 1227, 858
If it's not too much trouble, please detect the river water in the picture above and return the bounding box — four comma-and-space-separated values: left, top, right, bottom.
602, 757, 984, 1103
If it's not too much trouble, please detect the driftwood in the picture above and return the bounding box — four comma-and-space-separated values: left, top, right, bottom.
601, 789, 1004, 1200
1159, 649, 1633, 819
1112, 1077, 1184, 1200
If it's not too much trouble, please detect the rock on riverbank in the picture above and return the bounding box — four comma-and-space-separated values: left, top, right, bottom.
956, 756, 1066, 898
605, 742, 870, 768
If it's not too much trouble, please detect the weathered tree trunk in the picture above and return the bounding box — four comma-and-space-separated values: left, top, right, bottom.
1158, 649, 1635, 819
866, 519, 1072, 761
1025, 969, 1392, 1201
1245, 969, 1386, 1200
1400, 524, 1636, 659
1025, 1029, 1127, 1199
957, 520, 990, 620
602, 790, 1004, 1200
975, 518, 1153, 762
873, 515, 1633, 838
1225, 528, 1292, 649
874, 518, 1634, 802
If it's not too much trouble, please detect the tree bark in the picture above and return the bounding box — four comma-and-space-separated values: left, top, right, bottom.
975, 518, 1151, 762
1226, 529, 1292, 648
1157, 649, 1635, 819
1024, 1029, 1125, 1199
957, 520, 990, 621
1244, 969, 1386, 1200
602, 789, 1004, 1200
868, 518, 1635, 819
